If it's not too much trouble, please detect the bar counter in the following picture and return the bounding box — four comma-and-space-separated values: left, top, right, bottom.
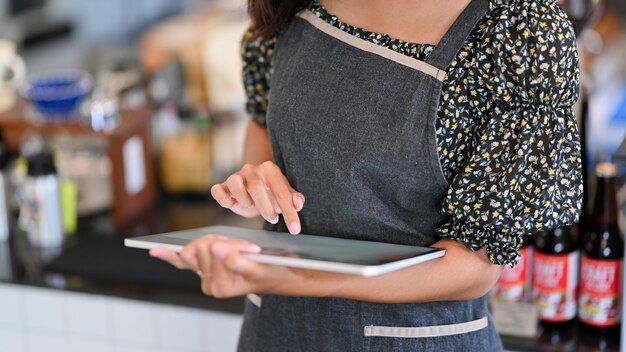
0, 195, 620, 351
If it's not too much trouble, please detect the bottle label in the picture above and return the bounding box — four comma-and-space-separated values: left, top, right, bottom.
492, 246, 532, 302
579, 256, 622, 327
532, 251, 579, 322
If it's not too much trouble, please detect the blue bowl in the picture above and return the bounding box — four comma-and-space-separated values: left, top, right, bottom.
23, 71, 92, 120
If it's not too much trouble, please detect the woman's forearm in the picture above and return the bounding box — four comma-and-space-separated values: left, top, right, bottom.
243, 119, 273, 165
271, 239, 503, 303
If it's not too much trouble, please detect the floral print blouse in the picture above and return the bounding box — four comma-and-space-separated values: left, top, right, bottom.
241, 0, 582, 266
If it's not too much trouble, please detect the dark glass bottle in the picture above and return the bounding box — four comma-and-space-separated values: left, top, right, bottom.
579, 330, 620, 352
537, 325, 577, 351
533, 225, 579, 330
579, 162, 623, 335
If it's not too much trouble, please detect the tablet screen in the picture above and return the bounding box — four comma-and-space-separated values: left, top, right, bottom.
161, 226, 440, 266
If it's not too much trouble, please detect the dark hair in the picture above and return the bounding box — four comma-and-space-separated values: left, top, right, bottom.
248, 0, 310, 39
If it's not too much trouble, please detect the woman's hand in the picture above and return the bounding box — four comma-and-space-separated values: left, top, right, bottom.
149, 235, 305, 298
211, 161, 305, 234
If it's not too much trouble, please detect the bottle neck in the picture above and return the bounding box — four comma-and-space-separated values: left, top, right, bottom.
593, 176, 618, 226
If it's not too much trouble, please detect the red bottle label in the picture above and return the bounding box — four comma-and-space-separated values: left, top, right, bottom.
532, 251, 579, 322
579, 256, 622, 327
492, 246, 532, 302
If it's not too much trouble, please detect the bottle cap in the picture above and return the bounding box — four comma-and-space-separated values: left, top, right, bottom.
595, 162, 618, 177
27, 152, 57, 176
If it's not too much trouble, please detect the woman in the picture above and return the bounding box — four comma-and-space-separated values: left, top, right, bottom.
151, 0, 582, 350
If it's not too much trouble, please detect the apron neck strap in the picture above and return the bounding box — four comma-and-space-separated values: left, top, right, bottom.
425, 0, 490, 70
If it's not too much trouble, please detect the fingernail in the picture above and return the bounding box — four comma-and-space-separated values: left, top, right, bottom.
289, 221, 300, 235
212, 243, 228, 259
269, 216, 279, 224
246, 243, 262, 253
293, 195, 304, 211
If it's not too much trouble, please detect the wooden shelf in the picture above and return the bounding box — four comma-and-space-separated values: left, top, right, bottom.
0, 99, 156, 226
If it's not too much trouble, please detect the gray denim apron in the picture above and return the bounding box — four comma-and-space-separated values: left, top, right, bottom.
238, 1, 503, 350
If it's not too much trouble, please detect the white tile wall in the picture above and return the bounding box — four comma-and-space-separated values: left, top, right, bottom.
0, 283, 243, 352
0, 326, 25, 352
202, 311, 243, 352
66, 291, 112, 339
27, 331, 67, 352
111, 298, 158, 349
0, 283, 22, 327
156, 304, 202, 352
68, 336, 111, 352
113, 343, 156, 352
23, 288, 67, 333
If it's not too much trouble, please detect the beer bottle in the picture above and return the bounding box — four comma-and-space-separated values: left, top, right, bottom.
492, 234, 533, 302
579, 162, 623, 335
532, 225, 579, 329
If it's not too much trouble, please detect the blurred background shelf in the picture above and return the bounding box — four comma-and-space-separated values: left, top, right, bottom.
0, 99, 156, 226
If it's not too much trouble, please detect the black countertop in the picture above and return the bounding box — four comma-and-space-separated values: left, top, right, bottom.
0, 196, 620, 351
0, 195, 262, 314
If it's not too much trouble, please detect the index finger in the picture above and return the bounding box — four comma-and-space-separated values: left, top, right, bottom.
265, 176, 301, 235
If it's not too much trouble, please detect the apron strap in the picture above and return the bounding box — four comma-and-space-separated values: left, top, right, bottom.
425, 0, 490, 70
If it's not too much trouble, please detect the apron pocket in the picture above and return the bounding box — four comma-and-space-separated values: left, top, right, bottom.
363, 316, 487, 338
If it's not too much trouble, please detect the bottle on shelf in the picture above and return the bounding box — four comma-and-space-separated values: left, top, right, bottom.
0, 131, 11, 242
578, 162, 623, 335
18, 152, 63, 248
532, 225, 579, 329
151, 101, 181, 153
491, 234, 533, 302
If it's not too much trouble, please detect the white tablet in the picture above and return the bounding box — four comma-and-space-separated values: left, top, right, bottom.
125, 225, 445, 277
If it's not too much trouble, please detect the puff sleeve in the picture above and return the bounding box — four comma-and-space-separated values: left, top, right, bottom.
437, 0, 583, 266
241, 28, 277, 126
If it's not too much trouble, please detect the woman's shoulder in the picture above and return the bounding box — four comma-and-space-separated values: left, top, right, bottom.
473, 0, 579, 105
241, 28, 278, 124
484, 0, 575, 45
488, 0, 567, 16
485, 0, 577, 55
242, 28, 278, 58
